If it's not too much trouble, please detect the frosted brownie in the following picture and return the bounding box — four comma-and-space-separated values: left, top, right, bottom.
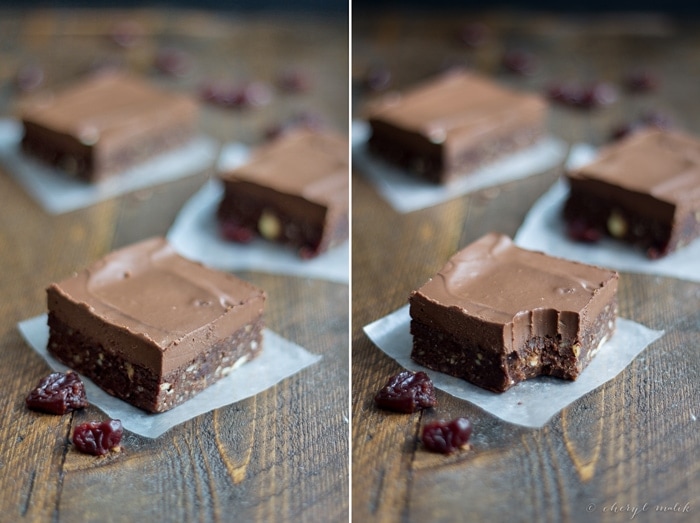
366, 69, 546, 184
409, 233, 618, 393
21, 71, 198, 182
564, 129, 700, 258
217, 128, 348, 258
46, 237, 265, 413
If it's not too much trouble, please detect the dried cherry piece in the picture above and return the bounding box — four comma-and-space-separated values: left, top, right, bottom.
546, 81, 617, 109
546, 82, 585, 106
25, 371, 88, 415
264, 111, 326, 141
624, 69, 659, 93
154, 47, 192, 77
610, 110, 674, 142
220, 221, 255, 243
109, 20, 143, 48
566, 218, 602, 243
73, 419, 123, 456
234, 81, 273, 108
421, 417, 472, 454
14, 64, 44, 92
640, 110, 673, 130
457, 22, 489, 48
375, 370, 437, 413
579, 82, 618, 109
200, 80, 272, 109
362, 65, 392, 92
502, 49, 538, 76
610, 121, 642, 142
277, 68, 312, 93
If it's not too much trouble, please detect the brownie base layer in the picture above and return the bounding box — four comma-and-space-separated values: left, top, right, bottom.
410, 304, 616, 393
47, 313, 263, 413
367, 122, 544, 184
217, 194, 348, 258
563, 190, 700, 258
21, 122, 195, 183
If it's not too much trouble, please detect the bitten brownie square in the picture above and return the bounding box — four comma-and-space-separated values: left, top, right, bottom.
217, 128, 349, 258
21, 71, 198, 182
46, 237, 265, 413
366, 68, 546, 184
563, 129, 700, 258
409, 233, 618, 393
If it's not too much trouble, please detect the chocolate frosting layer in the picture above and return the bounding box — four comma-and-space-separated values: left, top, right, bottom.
410, 233, 618, 349
366, 69, 545, 154
220, 128, 349, 210
21, 71, 198, 149
568, 129, 700, 207
48, 237, 265, 375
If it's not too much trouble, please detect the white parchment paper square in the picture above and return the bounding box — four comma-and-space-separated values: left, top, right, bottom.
363, 305, 664, 428
18, 314, 321, 439
515, 144, 700, 283
352, 120, 567, 213
167, 142, 349, 284
0, 118, 218, 214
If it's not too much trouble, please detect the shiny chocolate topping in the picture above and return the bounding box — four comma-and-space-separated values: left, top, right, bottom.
48, 237, 264, 374
22, 71, 197, 146
221, 128, 349, 209
412, 234, 618, 346
367, 69, 545, 150
568, 129, 700, 205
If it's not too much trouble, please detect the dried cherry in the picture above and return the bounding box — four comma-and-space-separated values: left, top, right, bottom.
421, 417, 472, 454
154, 47, 192, 77
276, 68, 312, 93
375, 371, 437, 413
14, 64, 44, 92
502, 49, 538, 76
25, 371, 88, 415
362, 65, 392, 92
566, 218, 602, 243
220, 221, 255, 243
457, 22, 489, 48
264, 111, 326, 141
109, 20, 143, 48
546, 80, 617, 109
199, 79, 272, 109
73, 419, 123, 456
624, 69, 659, 93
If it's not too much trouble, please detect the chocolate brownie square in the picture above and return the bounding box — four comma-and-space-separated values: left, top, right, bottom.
217, 128, 348, 258
21, 71, 198, 182
366, 68, 546, 184
563, 129, 700, 258
46, 237, 265, 413
409, 233, 618, 393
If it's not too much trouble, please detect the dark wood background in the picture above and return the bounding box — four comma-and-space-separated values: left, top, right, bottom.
352, 9, 699, 523
0, 8, 348, 522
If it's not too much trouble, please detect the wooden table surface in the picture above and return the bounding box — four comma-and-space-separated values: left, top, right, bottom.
0, 8, 348, 522
351, 10, 699, 523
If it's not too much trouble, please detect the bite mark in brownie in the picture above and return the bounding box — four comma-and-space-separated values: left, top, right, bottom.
409, 233, 618, 393
217, 128, 349, 258
20, 71, 198, 182
365, 69, 547, 184
46, 237, 265, 413
563, 129, 700, 258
